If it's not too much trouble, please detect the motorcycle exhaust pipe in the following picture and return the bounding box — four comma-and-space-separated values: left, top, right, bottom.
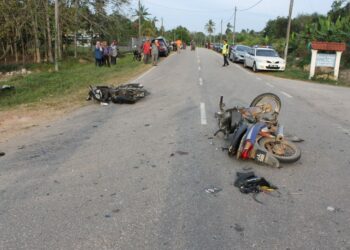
276, 125, 284, 141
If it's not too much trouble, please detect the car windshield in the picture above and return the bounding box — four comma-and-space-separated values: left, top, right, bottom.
237, 46, 250, 52
256, 49, 278, 57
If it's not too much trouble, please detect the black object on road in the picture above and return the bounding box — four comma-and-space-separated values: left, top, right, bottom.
234, 172, 277, 194
0, 152, 5, 157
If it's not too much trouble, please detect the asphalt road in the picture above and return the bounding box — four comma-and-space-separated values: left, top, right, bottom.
1, 48, 350, 250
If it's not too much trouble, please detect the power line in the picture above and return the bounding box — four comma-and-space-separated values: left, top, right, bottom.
238, 0, 264, 11
142, 0, 235, 13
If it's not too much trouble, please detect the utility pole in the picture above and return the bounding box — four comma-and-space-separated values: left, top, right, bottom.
138, 0, 141, 39
284, 0, 294, 63
54, 0, 59, 72
161, 17, 164, 36
220, 19, 223, 43
232, 6, 237, 44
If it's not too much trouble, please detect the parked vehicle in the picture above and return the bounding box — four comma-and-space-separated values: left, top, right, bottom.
244, 47, 286, 72
213, 43, 223, 53
152, 36, 170, 57
214, 93, 301, 168
229, 45, 250, 63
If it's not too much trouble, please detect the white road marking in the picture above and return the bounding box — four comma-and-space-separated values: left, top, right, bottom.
133, 66, 156, 82
198, 59, 201, 64
265, 82, 274, 88
256, 77, 262, 81
200, 103, 207, 125
198, 66, 201, 71
199, 78, 203, 86
281, 91, 293, 98
335, 124, 350, 136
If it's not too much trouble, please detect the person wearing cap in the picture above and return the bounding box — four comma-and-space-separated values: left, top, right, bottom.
222, 39, 229, 67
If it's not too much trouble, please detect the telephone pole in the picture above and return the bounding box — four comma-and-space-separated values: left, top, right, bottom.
54, 0, 59, 72
232, 6, 237, 44
220, 19, 223, 43
138, 0, 141, 39
284, 0, 294, 63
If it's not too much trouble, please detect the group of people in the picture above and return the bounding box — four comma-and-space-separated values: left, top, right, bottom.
140, 38, 161, 66
94, 41, 118, 67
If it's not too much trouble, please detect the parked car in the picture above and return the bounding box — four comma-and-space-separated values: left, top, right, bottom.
152, 36, 170, 57
229, 45, 250, 63
213, 43, 223, 53
244, 47, 286, 72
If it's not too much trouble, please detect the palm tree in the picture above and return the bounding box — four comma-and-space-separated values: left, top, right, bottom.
133, 2, 151, 38
205, 19, 215, 43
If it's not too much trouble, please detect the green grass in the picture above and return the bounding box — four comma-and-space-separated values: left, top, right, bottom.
265, 66, 350, 87
0, 54, 149, 110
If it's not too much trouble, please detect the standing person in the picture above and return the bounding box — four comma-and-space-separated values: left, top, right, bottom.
151, 39, 159, 66
110, 40, 118, 65
222, 39, 229, 67
94, 41, 103, 67
102, 41, 111, 67
176, 39, 182, 54
143, 38, 151, 64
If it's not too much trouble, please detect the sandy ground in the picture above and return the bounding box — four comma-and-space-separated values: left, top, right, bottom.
0, 102, 83, 144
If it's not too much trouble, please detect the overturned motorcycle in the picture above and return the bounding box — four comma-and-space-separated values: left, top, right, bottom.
87, 83, 150, 104
214, 93, 301, 168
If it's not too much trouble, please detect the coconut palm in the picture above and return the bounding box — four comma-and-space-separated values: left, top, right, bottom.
205, 19, 215, 43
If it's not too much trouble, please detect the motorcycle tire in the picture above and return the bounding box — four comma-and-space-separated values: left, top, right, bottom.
258, 137, 301, 163
249, 92, 281, 114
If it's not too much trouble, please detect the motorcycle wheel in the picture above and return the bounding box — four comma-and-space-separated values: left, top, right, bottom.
249, 92, 281, 114
258, 137, 301, 163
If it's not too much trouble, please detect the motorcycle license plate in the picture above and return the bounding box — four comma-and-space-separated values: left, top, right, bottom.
254, 149, 267, 163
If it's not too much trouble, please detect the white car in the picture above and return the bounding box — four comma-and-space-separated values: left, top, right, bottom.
244, 47, 286, 72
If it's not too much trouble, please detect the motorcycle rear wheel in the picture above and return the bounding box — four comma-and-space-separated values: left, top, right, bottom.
258, 137, 301, 163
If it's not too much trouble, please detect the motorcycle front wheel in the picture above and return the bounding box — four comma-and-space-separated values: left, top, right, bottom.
258, 137, 301, 163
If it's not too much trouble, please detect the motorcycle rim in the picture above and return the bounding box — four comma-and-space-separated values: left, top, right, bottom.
258, 137, 301, 163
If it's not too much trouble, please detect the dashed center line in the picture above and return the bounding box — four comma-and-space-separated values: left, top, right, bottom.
200, 102, 207, 125
198, 66, 201, 71
281, 91, 293, 98
256, 77, 262, 81
265, 82, 274, 88
199, 78, 203, 86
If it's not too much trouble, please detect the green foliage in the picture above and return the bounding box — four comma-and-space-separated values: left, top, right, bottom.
0, 54, 145, 109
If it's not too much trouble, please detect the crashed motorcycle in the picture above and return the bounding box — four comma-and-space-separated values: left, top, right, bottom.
214, 93, 301, 168
87, 83, 149, 104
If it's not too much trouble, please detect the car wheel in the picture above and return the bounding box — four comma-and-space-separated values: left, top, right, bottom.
253, 62, 258, 72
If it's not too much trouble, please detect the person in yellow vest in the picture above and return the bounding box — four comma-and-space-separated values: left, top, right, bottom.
222, 39, 229, 67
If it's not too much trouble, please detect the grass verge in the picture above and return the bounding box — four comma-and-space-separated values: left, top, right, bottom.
265, 66, 349, 87
0, 54, 151, 111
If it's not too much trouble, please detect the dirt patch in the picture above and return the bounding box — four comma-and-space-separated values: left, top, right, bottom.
0, 101, 84, 144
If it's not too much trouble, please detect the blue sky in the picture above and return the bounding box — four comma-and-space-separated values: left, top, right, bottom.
126, 0, 337, 33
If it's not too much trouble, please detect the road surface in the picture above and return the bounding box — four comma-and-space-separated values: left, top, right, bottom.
1, 48, 350, 250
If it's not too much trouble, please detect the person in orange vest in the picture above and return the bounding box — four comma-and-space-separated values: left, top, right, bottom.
222, 39, 229, 67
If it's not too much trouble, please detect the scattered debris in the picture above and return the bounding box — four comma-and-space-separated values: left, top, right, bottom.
327, 206, 335, 212
170, 153, 175, 157
234, 172, 277, 194
0, 152, 5, 157
17, 145, 26, 150
288, 136, 305, 143
0, 85, 15, 91
100, 102, 109, 106
234, 224, 245, 234
205, 187, 223, 194
144, 124, 150, 127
